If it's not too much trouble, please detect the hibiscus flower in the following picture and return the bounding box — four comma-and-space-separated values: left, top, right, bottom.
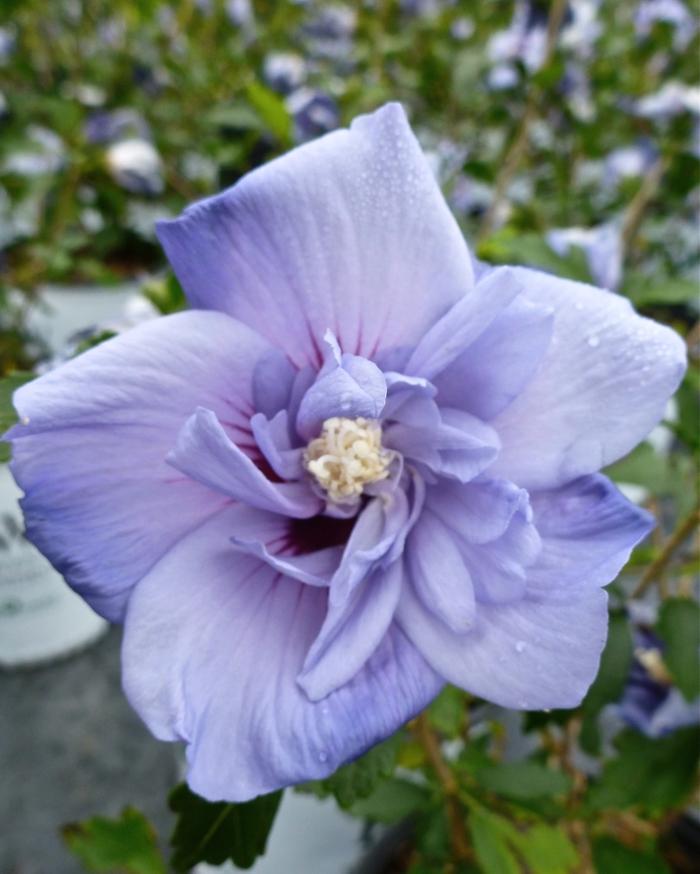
6, 104, 685, 801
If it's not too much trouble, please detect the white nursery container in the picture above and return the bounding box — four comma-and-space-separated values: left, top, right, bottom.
1, 283, 153, 667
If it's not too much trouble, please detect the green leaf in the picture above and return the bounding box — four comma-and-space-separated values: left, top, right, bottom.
169, 783, 282, 872
62, 807, 166, 874
476, 228, 592, 283
468, 808, 520, 874
475, 760, 572, 801
580, 610, 634, 754
606, 443, 695, 514
605, 442, 669, 493
621, 272, 700, 307
348, 777, 430, 824
587, 727, 700, 813
673, 372, 700, 450
428, 685, 467, 736
245, 82, 292, 146
0, 372, 33, 463
592, 836, 671, 874
510, 823, 578, 874
298, 733, 400, 809
656, 598, 700, 701
73, 330, 117, 356
141, 272, 186, 315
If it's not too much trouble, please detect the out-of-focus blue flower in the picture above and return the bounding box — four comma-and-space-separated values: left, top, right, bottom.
0, 25, 16, 64
619, 628, 700, 738
562, 62, 595, 121
487, 1, 548, 90
303, 4, 356, 61
448, 176, 493, 219
105, 138, 164, 196
84, 108, 151, 145
547, 223, 623, 291
263, 53, 306, 95
3, 126, 65, 177
603, 142, 658, 188
560, 0, 602, 58
7, 104, 685, 802
451, 17, 475, 40
287, 88, 339, 142
488, 1, 548, 72
635, 0, 697, 49
226, 0, 255, 30
634, 82, 700, 120
400, 0, 454, 18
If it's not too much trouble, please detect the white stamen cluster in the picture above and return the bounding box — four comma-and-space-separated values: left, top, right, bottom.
304, 417, 392, 503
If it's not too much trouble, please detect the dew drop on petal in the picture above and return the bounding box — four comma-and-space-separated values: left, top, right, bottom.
515, 640, 526, 653
587, 335, 600, 348
318, 750, 328, 763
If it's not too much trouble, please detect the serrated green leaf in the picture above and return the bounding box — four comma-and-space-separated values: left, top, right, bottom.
475, 760, 572, 801
587, 727, 700, 813
62, 807, 166, 874
348, 777, 430, 823
297, 733, 400, 809
592, 836, 671, 874
468, 808, 520, 874
580, 610, 634, 754
0, 372, 33, 463
169, 783, 282, 872
656, 598, 700, 701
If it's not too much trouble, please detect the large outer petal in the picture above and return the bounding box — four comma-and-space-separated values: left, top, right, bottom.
488, 267, 686, 489
157, 103, 474, 366
397, 580, 608, 710
122, 508, 442, 802
7, 311, 270, 622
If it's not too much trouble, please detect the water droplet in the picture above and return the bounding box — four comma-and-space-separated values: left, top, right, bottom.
515, 640, 526, 653
587, 335, 600, 348
318, 750, 328, 763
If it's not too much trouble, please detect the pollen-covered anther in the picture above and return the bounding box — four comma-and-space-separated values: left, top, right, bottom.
304, 417, 392, 503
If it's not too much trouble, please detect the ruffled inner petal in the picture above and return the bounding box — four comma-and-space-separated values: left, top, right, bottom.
384, 404, 500, 484
296, 353, 387, 441
527, 474, 654, 594
404, 266, 524, 380
298, 560, 404, 700
168, 407, 321, 518
433, 296, 554, 421
407, 511, 476, 633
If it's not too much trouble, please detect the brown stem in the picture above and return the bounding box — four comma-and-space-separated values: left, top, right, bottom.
413, 713, 472, 863
478, 0, 568, 242
620, 155, 669, 258
633, 506, 700, 598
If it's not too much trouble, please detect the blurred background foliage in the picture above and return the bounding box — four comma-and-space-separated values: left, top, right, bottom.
1, 1, 699, 873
